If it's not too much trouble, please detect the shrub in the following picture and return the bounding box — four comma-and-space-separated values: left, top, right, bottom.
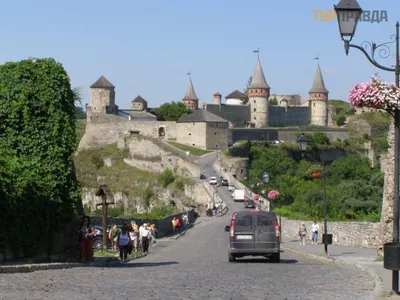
158, 168, 175, 187
336, 116, 346, 127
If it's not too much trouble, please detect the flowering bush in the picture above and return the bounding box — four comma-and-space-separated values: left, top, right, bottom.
348, 74, 400, 112
268, 190, 280, 200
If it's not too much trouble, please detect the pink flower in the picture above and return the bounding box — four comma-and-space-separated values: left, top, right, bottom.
268, 190, 280, 200
348, 75, 400, 111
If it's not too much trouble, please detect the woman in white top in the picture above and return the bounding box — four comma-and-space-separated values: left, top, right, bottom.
311, 221, 319, 245
117, 223, 132, 263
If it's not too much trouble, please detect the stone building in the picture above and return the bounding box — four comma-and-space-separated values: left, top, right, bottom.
176, 110, 229, 150
201, 59, 333, 128
119, 95, 157, 121
87, 75, 119, 117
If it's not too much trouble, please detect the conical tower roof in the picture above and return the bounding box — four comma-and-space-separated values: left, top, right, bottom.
249, 59, 270, 89
90, 75, 115, 88
182, 79, 199, 101
309, 64, 328, 94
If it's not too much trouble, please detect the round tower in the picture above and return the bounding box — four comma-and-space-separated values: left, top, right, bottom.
309, 64, 329, 126
182, 79, 199, 110
213, 92, 222, 105
248, 59, 270, 128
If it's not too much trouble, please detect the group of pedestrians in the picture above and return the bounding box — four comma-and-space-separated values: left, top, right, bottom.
172, 214, 189, 234
110, 222, 158, 263
298, 221, 319, 245
78, 215, 158, 264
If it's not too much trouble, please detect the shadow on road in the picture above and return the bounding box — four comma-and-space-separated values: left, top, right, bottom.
111, 261, 179, 268
233, 258, 298, 264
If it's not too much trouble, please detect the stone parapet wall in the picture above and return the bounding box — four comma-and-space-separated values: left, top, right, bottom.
122, 135, 200, 179
280, 217, 381, 248
78, 119, 177, 150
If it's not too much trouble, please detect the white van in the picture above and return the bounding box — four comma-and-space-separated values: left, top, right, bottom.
232, 189, 245, 202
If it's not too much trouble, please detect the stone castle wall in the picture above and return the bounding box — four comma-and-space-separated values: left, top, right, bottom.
121, 135, 201, 179
280, 217, 381, 248
78, 118, 178, 150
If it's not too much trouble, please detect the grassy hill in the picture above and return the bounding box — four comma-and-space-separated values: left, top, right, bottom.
328, 99, 352, 125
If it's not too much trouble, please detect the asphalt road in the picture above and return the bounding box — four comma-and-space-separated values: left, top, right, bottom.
0, 154, 375, 300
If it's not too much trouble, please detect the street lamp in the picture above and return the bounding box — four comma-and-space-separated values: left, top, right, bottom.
262, 172, 270, 184
297, 133, 332, 256
296, 133, 310, 152
334, 0, 400, 293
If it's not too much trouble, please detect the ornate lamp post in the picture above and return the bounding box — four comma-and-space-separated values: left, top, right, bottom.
334, 0, 400, 293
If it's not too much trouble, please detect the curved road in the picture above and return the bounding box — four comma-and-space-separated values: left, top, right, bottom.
0, 154, 375, 300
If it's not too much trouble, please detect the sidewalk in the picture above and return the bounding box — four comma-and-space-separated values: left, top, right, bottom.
281, 236, 399, 298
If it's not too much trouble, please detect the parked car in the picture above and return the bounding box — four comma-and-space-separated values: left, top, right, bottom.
224, 210, 280, 263
228, 184, 235, 192
221, 179, 229, 186
209, 176, 218, 185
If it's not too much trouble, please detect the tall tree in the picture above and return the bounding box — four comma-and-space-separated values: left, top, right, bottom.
155, 101, 191, 121
244, 76, 253, 95
0, 58, 79, 257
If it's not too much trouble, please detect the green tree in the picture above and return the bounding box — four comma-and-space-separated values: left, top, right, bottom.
0, 58, 79, 257
75, 106, 86, 119
269, 97, 278, 105
336, 116, 346, 127
155, 102, 191, 121
244, 76, 253, 95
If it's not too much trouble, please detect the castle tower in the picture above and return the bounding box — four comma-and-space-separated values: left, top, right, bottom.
309, 64, 329, 126
213, 92, 222, 105
182, 79, 199, 110
88, 75, 118, 115
248, 59, 270, 128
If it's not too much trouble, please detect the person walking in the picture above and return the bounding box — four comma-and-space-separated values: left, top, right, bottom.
117, 223, 132, 263
311, 221, 319, 245
298, 223, 307, 246
78, 216, 95, 263
172, 217, 177, 234
139, 223, 151, 253
108, 223, 120, 251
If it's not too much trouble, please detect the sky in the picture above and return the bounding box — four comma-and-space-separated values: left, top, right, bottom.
0, 0, 399, 109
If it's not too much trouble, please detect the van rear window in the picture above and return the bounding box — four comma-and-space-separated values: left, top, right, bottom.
235, 214, 253, 232
256, 215, 274, 227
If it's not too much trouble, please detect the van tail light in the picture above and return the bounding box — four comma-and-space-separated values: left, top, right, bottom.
274, 216, 280, 242
229, 214, 236, 242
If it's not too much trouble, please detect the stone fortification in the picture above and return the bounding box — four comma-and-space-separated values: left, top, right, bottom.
380, 120, 395, 246
280, 217, 380, 248
78, 118, 177, 150
119, 134, 200, 179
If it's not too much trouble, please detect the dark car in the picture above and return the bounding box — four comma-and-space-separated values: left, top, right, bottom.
224, 210, 280, 263
221, 179, 229, 186
244, 197, 256, 208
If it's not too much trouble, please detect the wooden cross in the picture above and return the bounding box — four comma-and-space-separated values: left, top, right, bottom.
95, 185, 115, 251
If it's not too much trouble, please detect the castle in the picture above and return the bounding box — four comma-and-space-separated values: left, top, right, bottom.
199, 59, 333, 128
80, 58, 334, 151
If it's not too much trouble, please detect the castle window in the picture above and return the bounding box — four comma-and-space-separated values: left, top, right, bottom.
313, 103, 315, 107
215, 144, 219, 148
254, 108, 256, 112
214, 132, 217, 135
254, 100, 256, 104
189, 133, 191, 135
254, 116, 256, 120
192, 144, 195, 146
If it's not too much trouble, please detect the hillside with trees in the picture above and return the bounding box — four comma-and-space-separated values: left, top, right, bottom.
228, 132, 384, 222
